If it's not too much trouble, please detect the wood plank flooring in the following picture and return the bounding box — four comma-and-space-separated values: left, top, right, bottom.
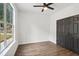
15, 41, 79, 56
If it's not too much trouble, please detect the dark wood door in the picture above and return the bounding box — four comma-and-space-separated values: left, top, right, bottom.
73, 16, 79, 52
65, 17, 74, 50
64, 18, 71, 49
57, 19, 65, 47
57, 20, 63, 46
57, 14, 79, 53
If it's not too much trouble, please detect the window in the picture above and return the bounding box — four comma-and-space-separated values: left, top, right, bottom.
0, 3, 14, 53
0, 3, 4, 43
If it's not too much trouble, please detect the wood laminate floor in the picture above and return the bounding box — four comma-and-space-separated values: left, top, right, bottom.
15, 41, 79, 56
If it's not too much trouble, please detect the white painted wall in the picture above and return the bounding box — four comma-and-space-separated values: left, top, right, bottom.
49, 3, 79, 44
18, 11, 51, 44
0, 4, 19, 56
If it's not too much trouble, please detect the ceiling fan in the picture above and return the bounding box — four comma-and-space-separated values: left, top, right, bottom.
33, 3, 54, 12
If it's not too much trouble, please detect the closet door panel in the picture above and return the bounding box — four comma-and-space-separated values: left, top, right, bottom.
64, 18, 70, 48
57, 20, 60, 45
57, 19, 65, 47
68, 17, 74, 50
57, 20, 62, 45
73, 16, 79, 52
60, 20, 65, 47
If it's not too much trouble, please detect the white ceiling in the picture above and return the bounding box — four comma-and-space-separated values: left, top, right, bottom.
15, 3, 73, 14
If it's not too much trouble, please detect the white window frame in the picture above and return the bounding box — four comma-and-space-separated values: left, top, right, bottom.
0, 3, 15, 54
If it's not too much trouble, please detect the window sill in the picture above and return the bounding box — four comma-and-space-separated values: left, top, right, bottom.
0, 39, 16, 56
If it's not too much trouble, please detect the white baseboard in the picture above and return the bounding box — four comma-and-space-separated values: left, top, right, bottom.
49, 40, 56, 44
19, 40, 49, 45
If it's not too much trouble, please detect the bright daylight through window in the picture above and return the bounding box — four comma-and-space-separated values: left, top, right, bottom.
0, 3, 14, 53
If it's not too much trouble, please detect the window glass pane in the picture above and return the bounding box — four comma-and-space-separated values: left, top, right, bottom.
6, 4, 13, 24
6, 24, 12, 39
0, 3, 5, 53
6, 4, 13, 43
0, 3, 4, 43
0, 3, 4, 21
0, 23, 4, 42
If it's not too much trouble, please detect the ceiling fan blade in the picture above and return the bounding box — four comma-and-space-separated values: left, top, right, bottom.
41, 9, 44, 12
33, 5, 44, 7
47, 7, 54, 10
47, 3, 53, 5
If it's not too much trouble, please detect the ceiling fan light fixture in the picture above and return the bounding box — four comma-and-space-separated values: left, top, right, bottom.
43, 7, 48, 11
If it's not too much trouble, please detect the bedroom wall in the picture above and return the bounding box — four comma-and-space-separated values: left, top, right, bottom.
18, 11, 51, 44
49, 3, 79, 44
